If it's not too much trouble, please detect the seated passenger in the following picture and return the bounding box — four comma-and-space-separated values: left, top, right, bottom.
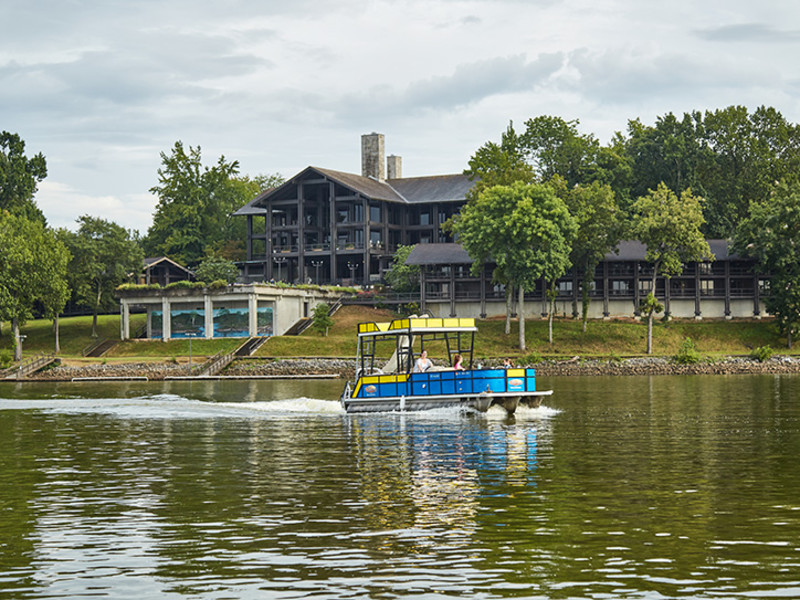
413, 350, 432, 373
453, 353, 465, 371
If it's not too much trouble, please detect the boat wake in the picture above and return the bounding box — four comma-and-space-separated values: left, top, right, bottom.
218, 398, 344, 414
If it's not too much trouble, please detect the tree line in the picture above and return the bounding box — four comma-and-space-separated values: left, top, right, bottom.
1, 134, 278, 359
3, 103, 800, 356
446, 107, 800, 351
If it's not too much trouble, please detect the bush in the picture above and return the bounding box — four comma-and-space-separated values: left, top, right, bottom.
312, 303, 334, 336
674, 337, 701, 364
750, 345, 774, 363
0, 349, 12, 369
520, 351, 543, 365
165, 280, 204, 290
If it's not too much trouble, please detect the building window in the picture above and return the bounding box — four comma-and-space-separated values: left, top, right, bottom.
611, 280, 631, 295
369, 204, 381, 222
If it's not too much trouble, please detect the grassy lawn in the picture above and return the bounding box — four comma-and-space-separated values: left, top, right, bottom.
1, 306, 790, 366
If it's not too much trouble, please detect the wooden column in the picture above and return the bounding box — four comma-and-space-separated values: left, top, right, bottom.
603, 261, 610, 317
330, 181, 338, 283
633, 261, 640, 316
724, 261, 731, 317
297, 182, 305, 284
265, 202, 272, 280
695, 264, 702, 318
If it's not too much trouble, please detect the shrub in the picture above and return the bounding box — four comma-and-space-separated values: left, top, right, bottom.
674, 337, 701, 364
521, 351, 543, 365
207, 279, 228, 290
165, 280, 204, 290
0, 349, 12, 369
750, 345, 774, 363
312, 303, 334, 336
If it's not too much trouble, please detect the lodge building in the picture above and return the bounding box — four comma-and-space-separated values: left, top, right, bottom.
234, 133, 768, 319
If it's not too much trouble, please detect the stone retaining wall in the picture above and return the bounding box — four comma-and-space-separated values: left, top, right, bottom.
24, 356, 800, 381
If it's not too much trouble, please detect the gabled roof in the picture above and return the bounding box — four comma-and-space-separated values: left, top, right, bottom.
239, 166, 473, 209
144, 256, 194, 274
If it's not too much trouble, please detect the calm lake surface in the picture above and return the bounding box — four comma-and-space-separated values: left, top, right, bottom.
1, 375, 799, 599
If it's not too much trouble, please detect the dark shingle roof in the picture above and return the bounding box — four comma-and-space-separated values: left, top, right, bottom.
405, 243, 473, 265
387, 174, 473, 204
407, 240, 734, 267
608, 240, 732, 261
243, 167, 472, 209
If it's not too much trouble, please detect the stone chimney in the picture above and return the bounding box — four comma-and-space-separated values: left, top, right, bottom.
361, 132, 385, 180
387, 154, 402, 179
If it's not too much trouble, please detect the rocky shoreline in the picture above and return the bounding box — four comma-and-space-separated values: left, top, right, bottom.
17, 355, 800, 381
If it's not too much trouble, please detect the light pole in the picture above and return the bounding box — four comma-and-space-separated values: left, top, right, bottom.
347, 261, 357, 285
311, 260, 324, 284
274, 255, 286, 282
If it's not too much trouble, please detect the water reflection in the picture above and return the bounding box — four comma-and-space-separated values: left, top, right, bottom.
1, 375, 800, 598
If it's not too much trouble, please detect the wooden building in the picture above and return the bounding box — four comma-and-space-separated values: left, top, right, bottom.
142, 256, 194, 286
405, 241, 769, 320
234, 133, 471, 286
234, 133, 769, 319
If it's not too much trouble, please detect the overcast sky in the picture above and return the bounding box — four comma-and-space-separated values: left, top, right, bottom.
3, 0, 799, 233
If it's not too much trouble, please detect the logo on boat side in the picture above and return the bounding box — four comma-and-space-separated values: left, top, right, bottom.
365, 385, 377, 396
508, 378, 524, 391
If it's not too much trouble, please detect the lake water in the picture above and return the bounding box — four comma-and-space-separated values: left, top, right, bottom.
1, 375, 799, 599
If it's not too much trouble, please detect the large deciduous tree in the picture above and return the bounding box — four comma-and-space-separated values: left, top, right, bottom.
0, 211, 70, 359
0, 131, 47, 224
735, 181, 800, 348
445, 182, 576, 350
551, 177, 625, 332
145, 141, 282, 265
631, 184, 713, 354
63, 216, 143, 337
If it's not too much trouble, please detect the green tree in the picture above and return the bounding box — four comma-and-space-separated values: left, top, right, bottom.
700, 105, 800, 237
464, 121, 535, 199
735, 181, 800, 348
63, 216, 143, 337
445, 182, 576, 349
0, 211, 69, 359
522, 115, 600, 186
0, 131, 47, 224
631, 184, 713, 354
194, 255, 239, 284
384, 244, 420, 294
552, 177, 625, 332
145, 141, 282, 265
311, 303, 334, 336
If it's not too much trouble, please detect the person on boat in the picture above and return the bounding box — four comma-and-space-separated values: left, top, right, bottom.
413, 350, 432, 373
453, 354, 465, 371
503, 358, 514, 369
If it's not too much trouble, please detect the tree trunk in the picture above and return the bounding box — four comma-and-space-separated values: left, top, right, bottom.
647, 312, 654, 354
549, 290, 555, 345
54, 315, 61, 354
92, 281, 102, 338
582, 272, 592, 334
789, 329, 793, 350
518, 285, 525, 351
505, 285, 513, 335
13, 318, 22, 361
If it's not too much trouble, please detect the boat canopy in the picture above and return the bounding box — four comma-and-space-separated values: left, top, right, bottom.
355, 317, 477, 377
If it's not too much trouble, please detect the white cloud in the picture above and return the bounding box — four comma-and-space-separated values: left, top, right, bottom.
3, 0, 800, 231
